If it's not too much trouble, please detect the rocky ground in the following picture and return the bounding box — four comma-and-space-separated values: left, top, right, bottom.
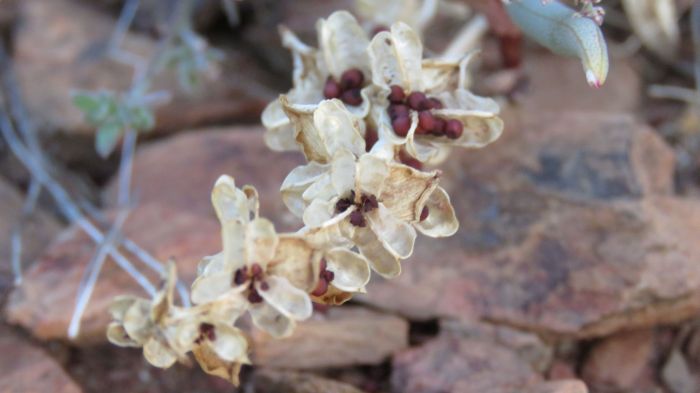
0, 1, 698, 392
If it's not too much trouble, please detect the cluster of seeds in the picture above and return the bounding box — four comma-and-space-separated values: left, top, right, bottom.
323, 68, 366, 106
232, 263, 268, 303
310, 259, 336, 296
387, 85, 463, 139
335, 191, 379, 227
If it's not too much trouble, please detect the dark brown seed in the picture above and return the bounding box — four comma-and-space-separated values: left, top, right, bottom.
340, 68, 364, 89
341, 88, 363, 106
233, 268, 247, 285
407, 91, 427, 110
427, 97, 444, 109
199, 323, 216, 341
433, 117, 446, 134
319, 259, 327, 275
392, 116, 411, 137
420, 206, 430, 221
335, 198, 353, 213
388, 85, 406, 103
250, 263, 263, 279
445, 119, 464, 139
365, 127, 378, 152
248, 289, 264, 303
323, 270, 335, 282
418, 111, 435, 131
323, 77, 341, 99
388, 104, 409, 120
361, 194, 379, 212
259, 281, 270, 291
311, 277, 329, 296
349, 209, 366, 227
415, 125, 428, 135
371, 25, 389, 36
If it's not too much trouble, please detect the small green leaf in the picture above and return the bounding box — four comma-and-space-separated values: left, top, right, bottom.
95, 123, 122, 158
130, 106, 155, 132
72, 92, 100, 113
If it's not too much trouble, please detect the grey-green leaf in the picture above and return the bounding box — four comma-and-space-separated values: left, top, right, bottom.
505, 0, 609, 88
73, 92, 101, 113
96, 123, 122, 158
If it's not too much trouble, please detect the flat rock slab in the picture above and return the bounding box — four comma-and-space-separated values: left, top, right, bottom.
105, 126, 305, 231
15, 0, 275, 163
6, 202, 220, 343
253, 370, 367, 393
0, 327, 82, 393
251, 307, 408, 369
392, 329, 542, 393
360, 112, 700, 339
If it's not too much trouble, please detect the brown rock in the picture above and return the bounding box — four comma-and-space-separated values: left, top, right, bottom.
360, 112, 700, 339
392, 329, 542, 393
251, 307, 408, 369
581, 329, 655, 391
6, 202, 219, 342
253, 370, 367, 393
526, 380, 588, 393
0, 327, 82, 393
0, 179, 62, 298
15, 0, 275, 166
105, 126, 305, 231
515, 50, 641, 114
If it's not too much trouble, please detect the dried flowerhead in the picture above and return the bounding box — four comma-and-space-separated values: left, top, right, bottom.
368, 23, 504, 164
262, 11, 373, 152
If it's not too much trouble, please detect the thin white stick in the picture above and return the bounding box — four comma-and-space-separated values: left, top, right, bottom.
10, 179, 41, 285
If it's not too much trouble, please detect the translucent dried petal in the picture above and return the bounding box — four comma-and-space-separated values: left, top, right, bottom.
368, 22, 423, 91
313, 99, 367, 158
303, 197, 338, 228
267, 235, 320, 292
300, 208, 356, 249
317, 11, 370, 79
221, 220, 245, 271
249, 302, 295, 338
415, 186, 459, 237
242, 186, 260, 218
367, 203, 417, 258
380, 163, 439, 222
193, 344, 245, 386
210, 324, 248, 362
356, 153, 390, 197
281, 162, 329, 217
143, 337, 178, 368
190, 271, 233, 304
109, 296, 139, 321
262, 99, 298, 152
325, 248, 371, 292
301, 172, 335, 207
257, 275, 313, 321
356, 0, 439, 34
212, 175, 251, 223
245, 218, 278, 268
330, 149, 357, 195
353, 226, 401, 278
151, 262, 177, 322
107, 323, 140, 347
311, 284, 354, 305
421, 58, 460, 93
122, 299, 152, 343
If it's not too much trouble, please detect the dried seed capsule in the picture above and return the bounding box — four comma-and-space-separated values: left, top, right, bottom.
407, 91, 427, 110
323, 77, 341, 99
420, 206, 430, 221
427, 97, 444, 109
418, 111, 435, 131
388, 85, 406, 103
341, 88, 363, 106
392, 116, 411, 137
445, 119, 464, 139
388, 104, 409, 120
340, 68, 364, 89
